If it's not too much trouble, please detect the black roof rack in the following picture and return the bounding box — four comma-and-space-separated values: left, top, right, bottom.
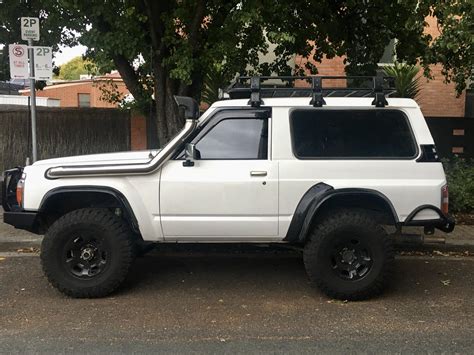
225, 75, 394, 108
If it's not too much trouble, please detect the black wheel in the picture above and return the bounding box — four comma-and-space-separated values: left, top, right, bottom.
303, 209, 394, 300
41, 208, 135, 298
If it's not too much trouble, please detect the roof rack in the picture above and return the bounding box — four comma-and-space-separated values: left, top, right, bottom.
225, 75, 394, 108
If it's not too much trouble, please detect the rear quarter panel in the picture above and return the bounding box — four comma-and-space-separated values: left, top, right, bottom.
272, 105, 445, 239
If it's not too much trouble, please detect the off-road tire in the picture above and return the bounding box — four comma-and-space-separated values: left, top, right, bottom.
41, 208, 135, 298
303, 209, 394, 301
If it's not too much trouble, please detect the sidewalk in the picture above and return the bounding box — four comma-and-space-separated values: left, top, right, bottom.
1, 207, 473, 252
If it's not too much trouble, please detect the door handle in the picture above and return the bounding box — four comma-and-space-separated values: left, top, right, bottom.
250, 171, 267, 177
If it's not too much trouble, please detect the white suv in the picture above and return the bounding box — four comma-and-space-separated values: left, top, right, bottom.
2, 76, 455, 300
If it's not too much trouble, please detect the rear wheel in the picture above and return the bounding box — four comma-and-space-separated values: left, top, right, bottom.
41, 208, 135, 298
303, 209, 394, 300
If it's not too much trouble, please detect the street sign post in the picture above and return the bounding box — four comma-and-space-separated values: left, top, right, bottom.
28, 39, 38, 162
8, 44, 29, 79
21, 17, 40, 41
9, 17, 53, 163
20, 17, 40, 162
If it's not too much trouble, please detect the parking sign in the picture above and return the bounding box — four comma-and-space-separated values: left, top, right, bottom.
21, 17, 40, 41
8, 44, 29, 79
33, 46, 53, 80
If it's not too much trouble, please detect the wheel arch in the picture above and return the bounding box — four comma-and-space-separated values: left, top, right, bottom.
284, 183, 398, 244
38, 186, 140, 235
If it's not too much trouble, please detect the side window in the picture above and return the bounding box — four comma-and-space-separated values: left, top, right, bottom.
290, 109, 417, 159
194, 118, 268, 160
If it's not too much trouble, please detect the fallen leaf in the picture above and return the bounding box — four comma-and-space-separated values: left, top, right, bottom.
16, 247, 39, 254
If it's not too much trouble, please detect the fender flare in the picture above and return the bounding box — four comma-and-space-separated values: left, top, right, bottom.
283, 183, 398, 243
39, 186, 140, 234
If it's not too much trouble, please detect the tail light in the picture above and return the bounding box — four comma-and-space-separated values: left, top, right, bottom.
16, 173, 26, 207
441, 184, 449, 214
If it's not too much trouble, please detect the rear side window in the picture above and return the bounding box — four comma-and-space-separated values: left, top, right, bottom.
290, 109, 417, 159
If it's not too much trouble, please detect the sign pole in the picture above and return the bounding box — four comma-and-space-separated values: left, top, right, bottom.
28, 38, 38, 162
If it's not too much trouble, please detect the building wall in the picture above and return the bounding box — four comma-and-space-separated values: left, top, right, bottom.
130, 113, 147, 150
416, 16, 465, 117
21, 80, 130, 108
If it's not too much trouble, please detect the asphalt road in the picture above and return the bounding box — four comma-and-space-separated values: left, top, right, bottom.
0, 248, 473, 354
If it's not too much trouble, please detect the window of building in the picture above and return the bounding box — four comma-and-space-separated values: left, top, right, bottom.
290, 109, 417, 159
379, 39, 396, 65
194, 118, 268, 160
78, 93, 91, 108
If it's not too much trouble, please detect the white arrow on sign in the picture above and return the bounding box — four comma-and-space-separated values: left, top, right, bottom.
21, 17, 40, 41
8, 44, 29, 79
33, 46, 53, 80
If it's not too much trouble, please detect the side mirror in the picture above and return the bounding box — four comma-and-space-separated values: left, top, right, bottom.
183, 143, 200, 167
174, 96, 199, 120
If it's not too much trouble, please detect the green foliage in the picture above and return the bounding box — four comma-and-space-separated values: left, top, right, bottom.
57, 56, 97, 80
1, 0, 472, 143
201, 63, 232, 105
383, 62, 421, 99
443, 157, 474, 213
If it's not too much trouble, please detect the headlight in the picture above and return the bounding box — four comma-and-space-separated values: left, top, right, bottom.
16, 173, 26, 207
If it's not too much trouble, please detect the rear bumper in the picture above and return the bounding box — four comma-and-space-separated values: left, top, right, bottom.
3, 211, 39, 233
402, 205, 455, 233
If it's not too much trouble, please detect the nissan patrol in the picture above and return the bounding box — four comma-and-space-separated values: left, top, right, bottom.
2, 76, 455, 300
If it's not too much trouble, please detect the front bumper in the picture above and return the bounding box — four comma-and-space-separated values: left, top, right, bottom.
403, 205, 455, 233
2, 167, 40, 233
3, 211, 39, 233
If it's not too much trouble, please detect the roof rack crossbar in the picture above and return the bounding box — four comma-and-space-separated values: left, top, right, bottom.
247, 76, 262, 107
371, 76, 388, 107
309, 77, 326, 107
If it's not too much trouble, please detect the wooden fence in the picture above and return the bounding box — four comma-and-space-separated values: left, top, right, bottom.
0, 106, 130, 172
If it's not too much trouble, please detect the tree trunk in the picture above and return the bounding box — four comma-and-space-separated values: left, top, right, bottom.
154, 62, 185, 146
146, 106, 159, 149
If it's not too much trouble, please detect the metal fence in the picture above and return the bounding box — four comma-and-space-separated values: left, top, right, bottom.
0, 105, 130, 172
426, 117, 474, 159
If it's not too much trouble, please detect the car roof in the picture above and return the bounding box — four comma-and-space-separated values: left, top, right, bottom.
211, 97, 419, 109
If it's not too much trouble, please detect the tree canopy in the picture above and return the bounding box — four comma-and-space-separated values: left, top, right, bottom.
1, 0, 472, 146
56, 56, 97, 80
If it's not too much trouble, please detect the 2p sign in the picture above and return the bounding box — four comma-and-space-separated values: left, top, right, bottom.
34, 46, 53, 80
21, 17, 40, 41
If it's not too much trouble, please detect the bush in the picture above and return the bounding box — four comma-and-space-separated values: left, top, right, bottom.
442, 157, 474, 213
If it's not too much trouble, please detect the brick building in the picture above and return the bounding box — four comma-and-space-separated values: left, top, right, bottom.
20, 72, 130, 108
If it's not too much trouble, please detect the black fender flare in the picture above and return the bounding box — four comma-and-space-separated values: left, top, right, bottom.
283, 183, 398, 243
39, 186, 140, 234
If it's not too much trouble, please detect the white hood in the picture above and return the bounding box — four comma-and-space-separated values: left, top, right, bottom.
32, 150, 161, 166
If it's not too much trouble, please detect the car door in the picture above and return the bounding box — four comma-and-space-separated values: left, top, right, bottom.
159, 109, 279, 241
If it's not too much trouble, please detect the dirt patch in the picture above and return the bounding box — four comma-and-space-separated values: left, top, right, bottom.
454, 213, 474, 225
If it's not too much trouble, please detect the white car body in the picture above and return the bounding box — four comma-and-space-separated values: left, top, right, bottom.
18, 97, 446, 242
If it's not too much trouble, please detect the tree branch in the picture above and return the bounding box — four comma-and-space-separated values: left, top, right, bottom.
112, 55, 144, 102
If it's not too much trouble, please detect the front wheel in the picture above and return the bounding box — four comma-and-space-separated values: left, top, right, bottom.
41, 208, 135, 298
303, 209, 394, 300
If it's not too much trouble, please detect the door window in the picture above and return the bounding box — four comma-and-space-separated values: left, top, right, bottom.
194, 118, 268, 160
